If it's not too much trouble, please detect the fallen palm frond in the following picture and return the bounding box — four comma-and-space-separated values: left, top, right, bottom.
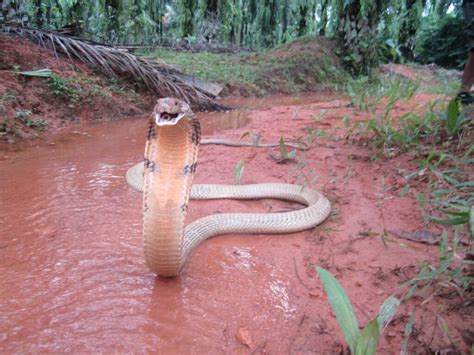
1, 24, 229, 112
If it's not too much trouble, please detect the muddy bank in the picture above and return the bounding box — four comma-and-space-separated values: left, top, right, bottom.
1, 94, 471, 353
0, 35, 154, 143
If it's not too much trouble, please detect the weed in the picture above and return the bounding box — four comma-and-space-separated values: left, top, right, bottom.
351, 97, 473, 157
16, 68, 53, 78
48, 74, 81, 103
269, 137, 298, 163
142, 43, 347, 95
439, 99, 471, 137
316, 267, 400, 354
401, 226, 472, 306
345, 76, 418, 113
0, 89, 17, 105
14, 110, 49, 130
108, 77, 127, 94
240, 131, 262, 146
234, 160, 245, 185
0, 118, 20, 139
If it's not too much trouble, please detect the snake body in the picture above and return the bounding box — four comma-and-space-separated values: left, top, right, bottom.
126, 98, 331, 276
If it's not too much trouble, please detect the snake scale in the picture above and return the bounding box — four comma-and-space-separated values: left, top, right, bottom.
126, 98, 331, 276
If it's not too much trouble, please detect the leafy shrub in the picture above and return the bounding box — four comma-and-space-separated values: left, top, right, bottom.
15, 110, 49, 130
415, 15, 469, 69
48, 74, 80, 102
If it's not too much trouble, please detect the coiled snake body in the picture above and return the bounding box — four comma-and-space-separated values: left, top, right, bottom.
126, 98, 331, 276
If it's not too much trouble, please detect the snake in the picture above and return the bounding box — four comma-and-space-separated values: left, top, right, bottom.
126, 97, 331, 276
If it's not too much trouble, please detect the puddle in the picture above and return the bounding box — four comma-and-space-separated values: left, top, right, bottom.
0, 96, 324, 353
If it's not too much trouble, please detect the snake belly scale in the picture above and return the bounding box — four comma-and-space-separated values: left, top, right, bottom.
126, 98, 331, 276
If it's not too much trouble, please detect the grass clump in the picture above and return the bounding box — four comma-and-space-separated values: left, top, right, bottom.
342, 73, 473, 352
15, 109, 49, 130
316, 267, 400, 354
144, 49, 262, 94
142, 37, 346, 95
48, 74, 81, 103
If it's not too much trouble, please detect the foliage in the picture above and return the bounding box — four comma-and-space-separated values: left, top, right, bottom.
345, 74, 473, 157
1, 0, 468, 72
48, 74, 80, 102
415, 15, 469, 70
337, 0, 389, 75
16, 68, 54, 77
14, 109, 49, 130
234, 160, 245, 184
401, 228, 472, 303
3, 26, 227, 111
345, 75, 418, 113
145, 38, 346, 95
316, 267, 400, 354
440, 98, 471, 137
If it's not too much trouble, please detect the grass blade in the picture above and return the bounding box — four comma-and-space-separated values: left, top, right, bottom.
377, 296, 400, 332
279, 137, 289, 160
355, 319, 379, 355
446, 99, 460, 136
316, 266, 360, 353
401, 311, 416, 355
234, 160, 244, 185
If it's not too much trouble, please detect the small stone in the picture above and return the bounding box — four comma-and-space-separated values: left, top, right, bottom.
236, 327, 253, 348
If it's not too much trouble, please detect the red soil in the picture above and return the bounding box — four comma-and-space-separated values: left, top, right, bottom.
200, 96, 471, 353
0, 34, 472, 353
0, 35, 154, 143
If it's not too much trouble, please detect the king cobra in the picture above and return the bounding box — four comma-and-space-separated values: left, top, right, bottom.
126, 98, 331, 276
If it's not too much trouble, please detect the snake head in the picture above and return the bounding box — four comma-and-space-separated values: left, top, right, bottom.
153, 98, 191, 126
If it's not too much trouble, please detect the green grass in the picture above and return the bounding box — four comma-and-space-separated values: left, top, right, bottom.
316, 267, 400, 354
341, 72, 473, 352
140, 40, 347, 95
144, 49, 262, 93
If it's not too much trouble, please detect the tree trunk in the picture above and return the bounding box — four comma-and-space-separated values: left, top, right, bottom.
398, 0, 420, 61
281, 0, 289, 40
34, 0, 43, 27
180, 0, 196, 37
318, 0, 328, 36
105, 0, 120, 42
338, 0, 384, 75
297, 4, 309, 37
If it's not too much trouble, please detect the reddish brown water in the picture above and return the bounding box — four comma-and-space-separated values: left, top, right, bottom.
0, 105, 323, 353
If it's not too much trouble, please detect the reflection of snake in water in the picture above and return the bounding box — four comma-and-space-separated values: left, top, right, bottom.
126, 98, 331, 276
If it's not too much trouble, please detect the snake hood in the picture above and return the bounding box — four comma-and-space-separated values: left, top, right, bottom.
153, 97, 191, 126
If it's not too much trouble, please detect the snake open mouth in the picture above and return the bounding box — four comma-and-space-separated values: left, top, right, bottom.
155, 112, 186, 126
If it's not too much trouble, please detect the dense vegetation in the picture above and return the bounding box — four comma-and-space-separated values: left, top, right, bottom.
0, 0, 469, 74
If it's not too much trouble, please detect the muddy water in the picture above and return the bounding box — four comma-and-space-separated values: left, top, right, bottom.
0, 99, 330, 353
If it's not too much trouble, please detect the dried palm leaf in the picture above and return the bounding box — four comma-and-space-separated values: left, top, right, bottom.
1, 25, 229, 112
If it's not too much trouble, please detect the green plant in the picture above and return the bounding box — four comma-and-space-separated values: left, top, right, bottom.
15, 68, 53, 78
15, 110, 49, 130
240, 131, 262, 146
0, 118, 20, 139
401, 228, 472, 302
234, 160, 244, 185
345, 76, 418, 113
415, 15, 468, 70
270, 137, 297, 163
440, 99, 471, 137
316, 267, 400, 354
48, 74, 81, 102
